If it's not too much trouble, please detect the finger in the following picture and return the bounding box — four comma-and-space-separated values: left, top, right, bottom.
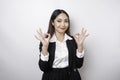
80, 32, 88, 40
34, 35, 41, 41
82, 29, 87, 36
37, 30, 45, 39
39, 28, 43, 35
35, 31, 45, 41
73, 36, 77, 42
43, 33, 50, 38
78, 33, 80, 35
37, 30, 41, 35
74, 34, 79, 38
84, 34, 88, 39
47, 33, 51, 40
81, 33, 89, 42
43, 33, 47, 38
81, 28, 87, 36
73, 35, 77, 38
84, 29, 87, 33
74, 35, 79, 42
81, 28, 84, 34
38, 28, 45, 38
86, 33, 89, 37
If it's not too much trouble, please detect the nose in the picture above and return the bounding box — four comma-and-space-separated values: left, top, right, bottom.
61, 22, 65, 27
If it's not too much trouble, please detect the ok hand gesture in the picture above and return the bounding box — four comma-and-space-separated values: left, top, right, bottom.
74, 28, 89, 52
35, 28, 51, 48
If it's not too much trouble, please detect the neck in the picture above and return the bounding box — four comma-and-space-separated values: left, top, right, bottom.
55, 32, 65, 42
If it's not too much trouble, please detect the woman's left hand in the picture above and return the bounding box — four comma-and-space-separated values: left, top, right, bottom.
74, 28, 89, 52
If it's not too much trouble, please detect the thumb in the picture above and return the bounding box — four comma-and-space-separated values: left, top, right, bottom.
47, 33, 51, 40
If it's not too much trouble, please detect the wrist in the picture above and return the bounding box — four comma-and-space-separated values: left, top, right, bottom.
78, 45, 83, 53
42, 46, 48, 56
42, 45, 48, 49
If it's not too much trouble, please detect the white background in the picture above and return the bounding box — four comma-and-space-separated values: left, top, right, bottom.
0, 0, 120, 80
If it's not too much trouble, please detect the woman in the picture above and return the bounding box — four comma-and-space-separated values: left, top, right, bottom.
35, 9, 89, 80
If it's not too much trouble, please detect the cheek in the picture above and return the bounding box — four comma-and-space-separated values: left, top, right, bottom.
54, 22, 60, 27
54, 24, 60, 29
65, 23, 69, 27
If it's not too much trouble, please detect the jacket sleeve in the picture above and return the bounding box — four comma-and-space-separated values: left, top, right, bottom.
75, 56, 84, 68
38, 42, 50, 72
72, 37, 84, 68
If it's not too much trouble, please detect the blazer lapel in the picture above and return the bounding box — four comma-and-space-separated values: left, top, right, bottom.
66, 40, 73, 68
48, 42, 56, 67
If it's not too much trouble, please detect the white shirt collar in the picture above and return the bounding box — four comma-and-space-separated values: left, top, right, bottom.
50, 33, 72, 42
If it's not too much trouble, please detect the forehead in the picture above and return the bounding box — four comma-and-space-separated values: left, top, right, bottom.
55, 13, 68, 20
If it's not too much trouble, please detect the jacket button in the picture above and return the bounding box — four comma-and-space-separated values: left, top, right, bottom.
68, 71, 71, 75
74, 69, 76, 72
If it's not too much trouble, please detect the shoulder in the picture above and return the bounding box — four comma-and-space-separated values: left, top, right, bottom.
67, 35, 76, 42
66, 35, 77, 48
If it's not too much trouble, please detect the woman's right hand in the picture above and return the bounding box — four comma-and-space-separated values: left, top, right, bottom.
35, 28, 51, 53
35, 28, 51, 46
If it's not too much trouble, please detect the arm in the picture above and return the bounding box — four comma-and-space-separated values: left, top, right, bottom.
38, 42, 50, 72
35, 28, 51, 72
73, 28, 89, 68
75, 49, 84, 68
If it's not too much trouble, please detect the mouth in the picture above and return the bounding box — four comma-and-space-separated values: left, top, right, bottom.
60, 28, 66, 30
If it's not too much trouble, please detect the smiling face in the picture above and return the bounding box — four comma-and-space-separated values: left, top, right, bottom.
52, 13, 69, 35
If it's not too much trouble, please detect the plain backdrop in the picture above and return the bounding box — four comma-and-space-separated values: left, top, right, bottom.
0, 0, 120, 80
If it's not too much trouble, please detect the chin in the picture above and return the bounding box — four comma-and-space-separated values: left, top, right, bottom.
60, 32, 67, 34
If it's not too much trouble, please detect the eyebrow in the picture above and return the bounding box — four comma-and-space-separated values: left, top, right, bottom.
56, 18, 68, 20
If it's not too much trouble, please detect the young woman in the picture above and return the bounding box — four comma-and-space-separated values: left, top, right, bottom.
35, 9, 89, 80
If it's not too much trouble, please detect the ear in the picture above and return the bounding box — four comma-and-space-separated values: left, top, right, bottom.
52, 22, 54, 26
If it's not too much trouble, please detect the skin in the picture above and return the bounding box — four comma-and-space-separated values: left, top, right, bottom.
52, 13, 69, 42
35, 13, 89, 56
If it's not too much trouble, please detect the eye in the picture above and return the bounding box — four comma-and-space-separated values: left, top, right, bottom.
65, 20, 69, 23
57, 20, 61, 22
65, 20, 68, 23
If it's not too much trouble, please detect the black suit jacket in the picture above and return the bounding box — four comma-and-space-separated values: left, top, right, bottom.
38, 37, 84, 72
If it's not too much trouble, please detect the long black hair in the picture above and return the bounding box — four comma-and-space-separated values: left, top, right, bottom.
47, 9, 70, 38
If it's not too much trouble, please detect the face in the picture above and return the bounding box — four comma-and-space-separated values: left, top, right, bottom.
52, 13, 69, 34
